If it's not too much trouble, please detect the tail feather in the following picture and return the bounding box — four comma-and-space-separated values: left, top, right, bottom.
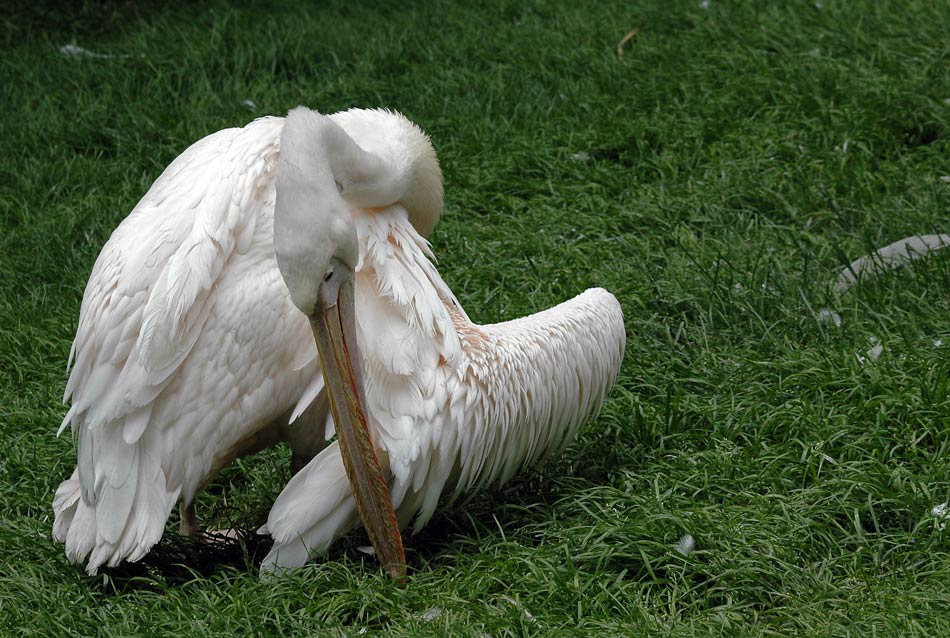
93, 423, 141, 544
52, 469, 81, 543
64, 497, 98, 569
53, 422, 179, 574
260, 441, 359, 573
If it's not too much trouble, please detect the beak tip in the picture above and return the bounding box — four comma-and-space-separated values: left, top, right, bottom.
388, 562, 407, 585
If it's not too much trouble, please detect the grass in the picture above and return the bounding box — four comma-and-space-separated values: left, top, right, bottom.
1, 0, 948, 634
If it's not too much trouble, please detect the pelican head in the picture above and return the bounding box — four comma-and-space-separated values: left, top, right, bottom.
329, 108, 443, 238
274, 106, 434, 581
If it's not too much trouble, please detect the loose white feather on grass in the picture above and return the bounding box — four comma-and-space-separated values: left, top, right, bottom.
835, 234, 950, 293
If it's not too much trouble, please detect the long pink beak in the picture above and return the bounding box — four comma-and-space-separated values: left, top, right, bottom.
308, 274, 406, 582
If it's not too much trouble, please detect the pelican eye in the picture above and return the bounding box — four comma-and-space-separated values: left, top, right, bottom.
324, 269, 334, 282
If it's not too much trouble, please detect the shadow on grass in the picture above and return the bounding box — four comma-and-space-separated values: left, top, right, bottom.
89, 526, 272, 594
87, 502, 520, 594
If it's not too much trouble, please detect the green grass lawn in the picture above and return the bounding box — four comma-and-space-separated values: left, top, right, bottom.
2, 0, 949, 634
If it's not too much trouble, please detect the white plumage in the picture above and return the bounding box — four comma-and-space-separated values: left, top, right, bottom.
53, 107, 626, 576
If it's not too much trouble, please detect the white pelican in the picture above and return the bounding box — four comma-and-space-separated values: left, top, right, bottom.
53, 106, 626, 579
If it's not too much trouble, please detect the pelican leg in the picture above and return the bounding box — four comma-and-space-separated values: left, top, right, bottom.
179, 503, 200, 536
179, 503, 241, 541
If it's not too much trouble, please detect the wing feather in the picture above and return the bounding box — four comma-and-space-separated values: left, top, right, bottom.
63, 117, 283, 431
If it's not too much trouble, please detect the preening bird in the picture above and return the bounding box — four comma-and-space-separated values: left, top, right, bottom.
53, 107, 424, 577
53, 106, 626, 579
